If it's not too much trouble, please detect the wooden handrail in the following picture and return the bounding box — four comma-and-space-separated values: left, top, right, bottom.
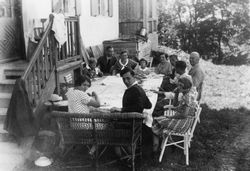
20, 14, 82, 109
21, 14, 57, 108
22, 15, 54, 80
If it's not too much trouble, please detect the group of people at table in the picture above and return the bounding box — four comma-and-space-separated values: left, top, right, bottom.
64, 45, 205, 164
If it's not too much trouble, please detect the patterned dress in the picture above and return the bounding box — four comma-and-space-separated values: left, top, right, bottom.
152, 87, 198, 136
66, 88, 106, 130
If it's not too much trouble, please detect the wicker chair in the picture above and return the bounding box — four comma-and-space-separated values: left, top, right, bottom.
158, 105, 202, 165
51, 111, 145, 171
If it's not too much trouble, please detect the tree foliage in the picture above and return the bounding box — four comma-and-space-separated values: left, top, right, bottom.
158, 0, 250, 64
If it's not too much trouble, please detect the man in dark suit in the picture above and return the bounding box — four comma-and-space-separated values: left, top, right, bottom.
121, 67, 152, 113
97, 46, 117, 74
111, 67, 152, 113
112, 67, 152, 161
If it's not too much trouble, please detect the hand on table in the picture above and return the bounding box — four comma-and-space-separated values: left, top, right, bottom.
110, 107, 121, 113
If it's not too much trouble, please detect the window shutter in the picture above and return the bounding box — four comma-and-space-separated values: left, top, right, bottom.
91, 0, 99, 16
100, 0, 105, 16
76, 0, 81, 16
108, 0, 113, 17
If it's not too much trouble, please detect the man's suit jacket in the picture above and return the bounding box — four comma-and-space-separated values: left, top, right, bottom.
97, 56, 117, 74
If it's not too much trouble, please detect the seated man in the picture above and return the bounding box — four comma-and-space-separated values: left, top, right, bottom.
153, 61, 192, 117
97, 46, 117, 74
188, 52, 205, 102
82, 58, 103, 78
111, 67, 152, 162
111, 49, 138, 75
160, 60, 191, 92
112, 67, 152, 113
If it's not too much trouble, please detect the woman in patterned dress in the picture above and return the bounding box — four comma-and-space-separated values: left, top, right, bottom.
151, 77, 198, 157
66, 75, 101, 155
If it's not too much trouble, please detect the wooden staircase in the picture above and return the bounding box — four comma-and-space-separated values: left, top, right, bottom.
0, 14, 85, 170
0, 59, 29, 170
0, 60, 28, 139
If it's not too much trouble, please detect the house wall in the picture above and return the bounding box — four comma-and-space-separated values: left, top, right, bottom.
79, 0, 119, 47
22, 0, 119, 55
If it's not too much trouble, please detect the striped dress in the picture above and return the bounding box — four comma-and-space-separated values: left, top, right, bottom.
66, 88, 106, 130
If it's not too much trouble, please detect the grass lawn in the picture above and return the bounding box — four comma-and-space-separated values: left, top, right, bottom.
18, 104, 250, 171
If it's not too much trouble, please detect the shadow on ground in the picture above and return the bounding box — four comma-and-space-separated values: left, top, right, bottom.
18, 104, 250, 171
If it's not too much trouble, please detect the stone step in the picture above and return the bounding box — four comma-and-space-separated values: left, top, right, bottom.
0, 108, 7, 123
0, 123, 15, 142
0, 79, 16, 93
0, 93, 11, 108
4, 69, 24, 79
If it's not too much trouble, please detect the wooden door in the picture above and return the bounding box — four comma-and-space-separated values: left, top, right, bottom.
0, 0, 23, 62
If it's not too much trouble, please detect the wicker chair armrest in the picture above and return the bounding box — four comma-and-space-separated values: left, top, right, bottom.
163, 105, 175, 109
51, 111, 145, 120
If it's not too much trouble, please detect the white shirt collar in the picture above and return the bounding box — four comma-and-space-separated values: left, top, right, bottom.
127, 81, 138, 89
119, 59, 129, 70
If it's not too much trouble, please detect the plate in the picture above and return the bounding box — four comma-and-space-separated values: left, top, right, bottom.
34, 156, 53, 167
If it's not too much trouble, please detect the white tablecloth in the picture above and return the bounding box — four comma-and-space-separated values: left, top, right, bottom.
86, 74, 163, 127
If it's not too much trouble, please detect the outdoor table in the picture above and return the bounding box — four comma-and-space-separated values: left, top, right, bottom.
45, 74, 163, 127
86, 74, 163, 127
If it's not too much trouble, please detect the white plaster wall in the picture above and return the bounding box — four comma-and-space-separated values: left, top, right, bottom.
21, 0, 119, 53
22, 0, 52, 52
79, 0, 119, 47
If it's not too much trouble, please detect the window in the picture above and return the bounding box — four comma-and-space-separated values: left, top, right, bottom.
91, 0, 113, 17
52, 0, 78, 16
0, 0, 12, 18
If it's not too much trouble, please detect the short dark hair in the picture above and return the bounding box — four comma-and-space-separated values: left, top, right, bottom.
139, 58, 147, 65
120, 67, 135, 77
159, 52, 168, 60
88, 57, 97, 65
75, 75, 91, 87
120, 49, 128, 55
169, 54, 178, 60
175, 61, 187, 71
106, 46, 113, 51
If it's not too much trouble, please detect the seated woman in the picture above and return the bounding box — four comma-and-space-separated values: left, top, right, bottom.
168, 54, 179, 79
151, 77, 198, 158
82, 58, 103, 78
111, 49, 138, 75
66, 75, 101, 155
134, 58, 150, 76
155, 53, 172, 76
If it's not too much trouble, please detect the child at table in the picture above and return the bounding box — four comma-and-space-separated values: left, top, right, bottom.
134, 58, 150, 76
82, 58, 103, 79
151, 77, 198, 161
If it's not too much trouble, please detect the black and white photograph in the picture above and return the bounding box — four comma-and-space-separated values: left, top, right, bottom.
0, 0, 250, 170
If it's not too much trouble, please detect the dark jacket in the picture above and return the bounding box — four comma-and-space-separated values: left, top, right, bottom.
122, 84, 152, 113
97, 56, 117, 74
4, 79, 38, 141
